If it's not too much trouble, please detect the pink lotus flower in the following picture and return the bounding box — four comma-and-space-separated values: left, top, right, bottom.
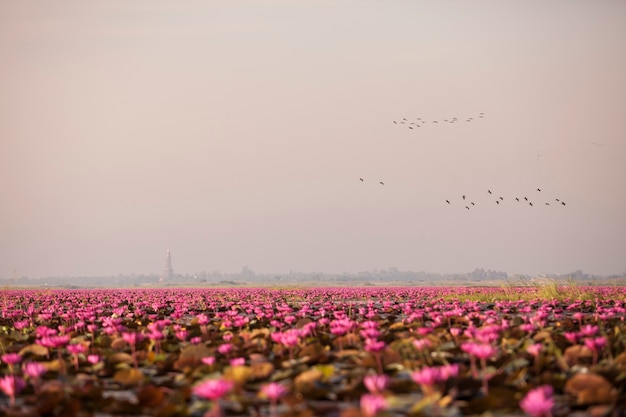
202, 356, 216, 366
411, 366, 440, 387
584, 336, 606, 351
38, 334, 70, 349
13, 320, 29, 330
175, 329, 188, 341
22, 361, 47, 379
193, 378, 233, 401
364, 374, 388, 394
260, 382, 287, 400
230, 357, 245, 367
1, 353, 22, 370
0, 375, 25, 407
520, 385, 553, 417
196, 313, 209, 325
87, 355, 101, 365
22, 361, 46, 393
438, 363, 459, 380
279, 330, 300, 347
122, 331, 143, 346
217, 343, 233, 355
360, 393, 387, 417
463, 342, 497, 360
526, 343, 542, 357
360, 328, 381, 339
67, 343, 86, 355
579, 324, 598, 337
564, 332, 578, 344
364, 339, 385, 353
413, 338, 432, 351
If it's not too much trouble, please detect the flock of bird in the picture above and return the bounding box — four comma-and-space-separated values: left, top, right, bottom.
359, 178, 384, 186
359, 112, 574, 211
445, 188, 567, 210
393, 113, 485, 131
578, 141, 606, 147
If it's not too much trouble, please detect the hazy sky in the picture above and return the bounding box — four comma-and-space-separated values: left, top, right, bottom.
2, 1, 626, 279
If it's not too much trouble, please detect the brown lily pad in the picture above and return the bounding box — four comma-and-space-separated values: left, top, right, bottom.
137, 384, 165, 407
249, 361, 274, 380
615, 352, 626, 369
173, 344, 212, 371
110, 337, 128, 350
108, 352, 134, 366
460, 386, 519, 414
294, 368, 327, 398
563, 345, 594, 367
533, 330, 552, 342
19, 343, 49, 357
564, 373, 617, 405
113, 368, 144, 386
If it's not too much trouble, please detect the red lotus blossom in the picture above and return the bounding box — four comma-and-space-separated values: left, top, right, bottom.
261, 380, 287, 417
363, 374, 388, 394
194, 379, 233, 400
230, 357, 245, 367
520, 385, 553, 417
413, 338, 432, 351
87, 355, 100, 365
67, 343, 86, 370
217, 343, 233, 356
564, 332, 578, 344
463, 342, 497, 360
579, 324, 598, 337
526, 343, 542, 357
1, 353, 22, 373
0, 375, 25, 408
175, 329, 188, 341
22, 361, 46, 379
202, 356, 216, 366
364, 339, 385, 353
412, 366, 440, 388
360, 393, 387, 417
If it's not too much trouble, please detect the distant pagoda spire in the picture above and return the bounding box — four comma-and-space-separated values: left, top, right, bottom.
159, 249, 174, 283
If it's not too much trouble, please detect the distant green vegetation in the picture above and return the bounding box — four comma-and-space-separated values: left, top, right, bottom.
440, 277, 616, 302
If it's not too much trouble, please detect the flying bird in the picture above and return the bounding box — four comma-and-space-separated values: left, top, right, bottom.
537, 188, 541, 192
515, 197, 520, 202
524, 197, 528, 201
529, 202, 533, 206
499, 197, 504, 201
465, 206, 470, 210
462, 195, 466, 200
488, 190, 492, 194
471, 202, 475, 206
561, 202, 566, 206
446, 200, 450, 204
360, 178, 364, 182
379, 182, 384, 185
496, 200, 500, 205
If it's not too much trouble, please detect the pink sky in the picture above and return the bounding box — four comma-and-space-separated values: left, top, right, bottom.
1, 1, 625, 279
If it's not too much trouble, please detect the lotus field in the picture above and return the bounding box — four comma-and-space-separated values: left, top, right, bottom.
1, 287, 626, 417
